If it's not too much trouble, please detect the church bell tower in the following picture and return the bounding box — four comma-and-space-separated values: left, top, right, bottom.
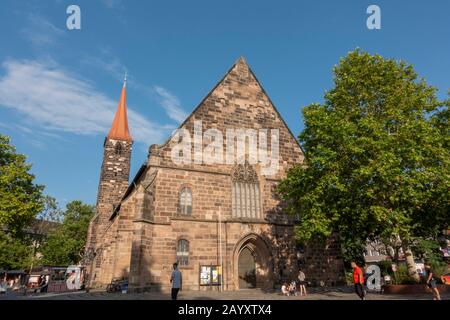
86, 75, 133, 272
96, 75, 133, 233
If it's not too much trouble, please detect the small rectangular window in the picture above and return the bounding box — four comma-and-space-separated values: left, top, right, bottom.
177, 239, 189, 266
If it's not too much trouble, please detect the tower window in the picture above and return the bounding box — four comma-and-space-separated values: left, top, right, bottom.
179, 187, 192, 215
115, 143, 123, 156
176, 239, 189, 266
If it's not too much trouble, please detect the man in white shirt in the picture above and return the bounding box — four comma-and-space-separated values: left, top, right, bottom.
170, 263, 182, 300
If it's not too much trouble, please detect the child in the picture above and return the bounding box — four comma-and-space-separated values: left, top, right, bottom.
281, 282, 289, 296
289, 280, 298, 296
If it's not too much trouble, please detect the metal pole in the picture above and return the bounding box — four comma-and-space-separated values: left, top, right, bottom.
219, 206, 223, 291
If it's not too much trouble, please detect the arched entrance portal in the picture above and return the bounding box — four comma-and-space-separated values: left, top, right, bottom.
234, 233, 273, 289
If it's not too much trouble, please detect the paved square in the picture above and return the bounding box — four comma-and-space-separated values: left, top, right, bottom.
1, 287, 448, 300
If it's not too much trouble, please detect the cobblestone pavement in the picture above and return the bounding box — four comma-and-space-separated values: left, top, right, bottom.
1, 287, 448, 300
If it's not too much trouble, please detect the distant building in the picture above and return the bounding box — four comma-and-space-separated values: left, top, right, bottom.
25, 219, 59, 261
364, 233, 450, 275
440, 230, 450, 261
2, 219, 58, 241
1, 219, 59, 271
363, 240, 399, 264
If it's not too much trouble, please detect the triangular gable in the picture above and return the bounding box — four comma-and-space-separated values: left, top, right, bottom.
158, 57, 304, 155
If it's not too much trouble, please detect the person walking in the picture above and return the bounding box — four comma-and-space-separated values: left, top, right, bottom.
351, 261, 366, 300
425, 264, 441, 300
363, 263, 369, 296
297, 269, 307, 296
170, 262, 182, 300
40, 275, 48, 293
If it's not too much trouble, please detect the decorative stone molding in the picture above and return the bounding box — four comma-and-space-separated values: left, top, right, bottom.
231, 161, 258, 183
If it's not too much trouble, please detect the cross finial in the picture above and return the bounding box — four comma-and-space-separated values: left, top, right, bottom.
123, 71, 127, 88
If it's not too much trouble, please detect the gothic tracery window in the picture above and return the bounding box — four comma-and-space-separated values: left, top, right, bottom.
231, 161, 261, 218
179, 187, 192, 215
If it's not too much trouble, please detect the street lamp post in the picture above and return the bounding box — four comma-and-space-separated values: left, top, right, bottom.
218, 206, 223, 292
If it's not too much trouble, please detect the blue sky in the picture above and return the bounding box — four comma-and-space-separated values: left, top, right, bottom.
0, 0, 449, 207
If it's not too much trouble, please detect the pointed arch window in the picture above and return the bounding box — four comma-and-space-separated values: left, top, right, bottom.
176, 239, 189, 266
179, 187, 192, 215
231, 161, 261, 218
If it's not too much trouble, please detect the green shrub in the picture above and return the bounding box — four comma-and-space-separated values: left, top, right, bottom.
428, 261, 449, 282
391, 264, 417, 285
378, 260, 393, 277
344, 272, 354, 286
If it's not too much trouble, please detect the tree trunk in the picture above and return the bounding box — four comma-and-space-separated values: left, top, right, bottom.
394, 247, 399, 264
402, 244, 420, 283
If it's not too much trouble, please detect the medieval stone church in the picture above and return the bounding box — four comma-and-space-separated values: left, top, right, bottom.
85, 58, 345, 291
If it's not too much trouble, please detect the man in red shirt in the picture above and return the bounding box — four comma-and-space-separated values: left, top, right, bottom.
351, 261, 366, 300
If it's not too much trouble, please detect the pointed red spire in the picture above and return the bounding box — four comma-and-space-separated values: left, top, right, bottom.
108, 74, 132, 142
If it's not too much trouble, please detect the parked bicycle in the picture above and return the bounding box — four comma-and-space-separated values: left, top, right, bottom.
106, 278, 128, 293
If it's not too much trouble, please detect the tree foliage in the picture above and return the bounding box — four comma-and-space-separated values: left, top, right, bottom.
0, 232, 32, 270
40, 201, 94, 266
278, 50, 449, 261
0, 134, 44, 236
38, 195, 64, 223
0, 134, 95, 269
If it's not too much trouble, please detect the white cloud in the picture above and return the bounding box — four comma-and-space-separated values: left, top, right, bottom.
153, 86, 188, 123
0, 59, 172, 146
81, 49, 127, 82
82, 49, 149, 93
21, 14, 65, 48
100, 0, 123, 8
82, 50, 189, 124
99, 0, 127, 24
0, 122, 55, 149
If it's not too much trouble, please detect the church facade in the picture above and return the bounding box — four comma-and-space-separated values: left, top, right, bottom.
85, 58, 345, 291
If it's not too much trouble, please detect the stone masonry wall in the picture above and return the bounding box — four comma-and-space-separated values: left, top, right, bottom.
91, 58, 345, 290
87, 138, 132, 286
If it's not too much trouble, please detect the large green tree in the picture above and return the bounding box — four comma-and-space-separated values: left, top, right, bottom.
278, 50, 449, 281
40, 201, 94, 265
0, 134, 44, 235
0, 134, 44, 270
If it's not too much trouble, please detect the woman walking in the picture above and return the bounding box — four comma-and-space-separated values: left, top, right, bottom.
297, 269, 307, 296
